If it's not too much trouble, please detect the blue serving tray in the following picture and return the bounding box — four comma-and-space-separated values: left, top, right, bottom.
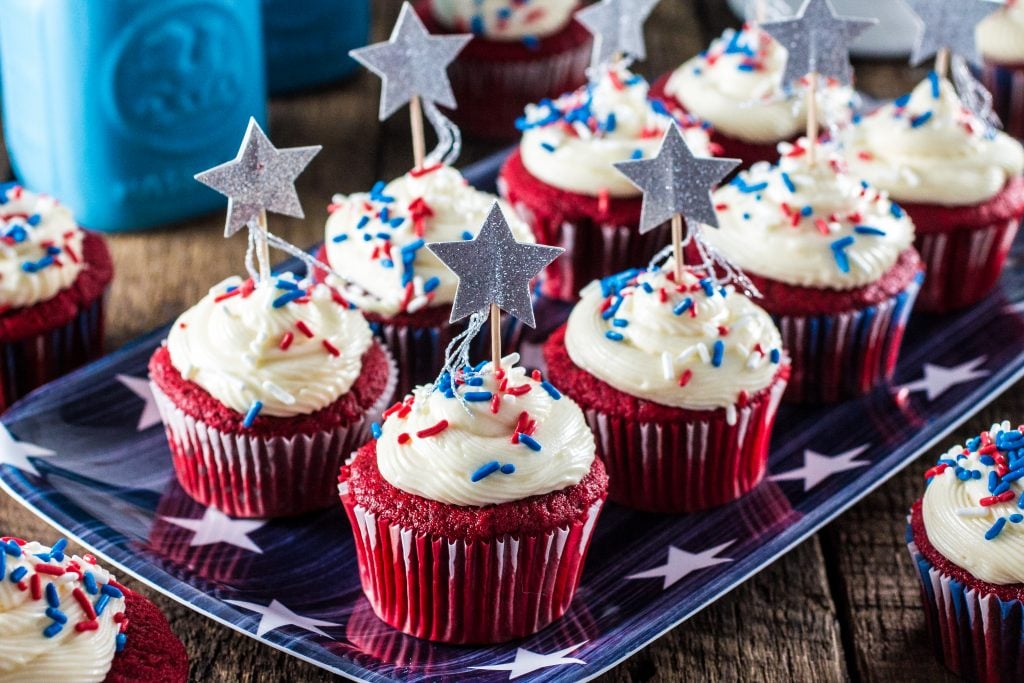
2, 152, 1024, 682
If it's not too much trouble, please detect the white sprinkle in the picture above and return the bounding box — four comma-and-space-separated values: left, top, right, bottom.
696, 343, 710, 364
725, 404, 737, 426
263, 381, 296, 405
677, 345, 700, 363
701, 323, 718, 338
746, 352, 763, 369
406, 295, 430, 313
731, 314, 754, 332
241, 354, 258, 369
955, 506, 991, 518
660, 352, 674, 381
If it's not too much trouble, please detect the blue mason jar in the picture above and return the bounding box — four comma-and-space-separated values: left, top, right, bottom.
0, 0, 267, 232
262, 0, 371, 94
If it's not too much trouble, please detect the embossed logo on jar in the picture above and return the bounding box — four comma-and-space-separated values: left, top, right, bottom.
107, 1, 250, 151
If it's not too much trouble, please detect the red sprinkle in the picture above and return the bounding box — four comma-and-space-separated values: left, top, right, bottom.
490, 395, 502, 414
397, 433, 411, 445
980, 490, 1016, 506
279, 332, 294, 351
295, 321, 314, 338
75, 620, 99, 632
73, 588, 97, 620
410, 163, 443, 178
597, 189, 610, 215
505, 383, 532, 396
416, 420, 449, 438
30, 573, 41, 600
214, 289, 241, 303
322, 340, 341, 357
923, 463, 949, 479
678, 369, 693, 387
34, 564, 64, 576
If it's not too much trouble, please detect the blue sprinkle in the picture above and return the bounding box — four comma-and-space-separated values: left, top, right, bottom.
673, 298, 693, 316
423, 276, 441, 293
4, 541, 21, 557
800, 205, 813, 217
461, 231, 473, 240
1012, 514, 1024, 524
380, 259, 394, 269
980, 455, 996, 466
989, 470, 999, 492
986, 517, 1008, 540
541, 381, 561, 399
242, 401, 263, 429
518, 434, 542, 451
700, 279, 715, 297
379, 207, 390, 223
46, 607, 67, 624
500, 463, 516, 474
894, 93, 911, 107
928, 70, 940, 98
401, 239, 425, 254
463, 391, 493, 402
712, 340, 725, 367
631, 149, 644, 160
605, 330, 624, 341
10, 566, 27, 583
332, 233, 349, 243
780, 172, 796, 193
26, 214, 40, 226
389, 217, 405, 228
770, 348, 781, 364
910, 112, 933, 128
831, 236, 855, 273
83, 571, 98, 595
275, 278, 298, 291
272, 289, 305, 308
43, 623, 63, 638
362, 233, 372, 241
854, 226, 886, 236
540, 142, 557, 153
470, 15, 484, 34
602, 296, 624, 320
94, 594, 110, 616
356, 215, 371, 229
116, 632, 127, 653
101, 583, 123, 598
604, 113, 617, 132
471, 461, 501, 482
994, 481, 1011, 496
371, 422, 382, 440
612, 318, 628, 328
465, 377, 484, 386
46, 582, 60, 607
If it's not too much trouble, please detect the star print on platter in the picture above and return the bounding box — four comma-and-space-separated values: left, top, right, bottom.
770, 445, 870, 491
905, 0, 1000, 67
576, 0, 661, 69
470, 642, 588, 680
0, 424, 56, 477
760, 0, 876, 87
350, 2, 472, 120
895, 357, 990, 402
225, 599, 339, 638
194, 117, 321, 238
161, 506, 266, 554
625, 541, 734, 590
613, 122, 740, 234
116, 374, 161, 431
427, 202, 562, 328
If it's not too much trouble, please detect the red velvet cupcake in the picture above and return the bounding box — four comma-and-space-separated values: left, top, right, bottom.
339, 354, 606, 643
499, 62, 714, 301
979, 2, 1024, 140
149, 273, 397, 518
907, 422, 1024, 683
0, 536, 188, 682
414, 0, 591, 139
0, 184, 113, 412
842, 74, 1024, 312
544, 263, 789, 513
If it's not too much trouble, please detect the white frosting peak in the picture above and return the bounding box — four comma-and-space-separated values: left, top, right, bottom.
167, 274, 373, 417
374, 354, 595, 506
519, 62, 713, 197
978, 0, 1024, 64
430, 0, 577, 41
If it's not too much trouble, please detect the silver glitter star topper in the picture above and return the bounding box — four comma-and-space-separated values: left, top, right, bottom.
576, 0, 661, 71
761, 0, 876, 88
906, 0, 1000, 67
428, 203, 563, 329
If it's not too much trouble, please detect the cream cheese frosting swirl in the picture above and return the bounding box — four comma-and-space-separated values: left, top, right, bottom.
518, 62, 713, 197
167, 273, 373, 418
374, 353, 595, 506
564, 265, 784, 412
978, 0, 1024, 65
325, 165, 535, 316
430, 0, 577, 41
664, 25, 853, 144
0, 185, 86, 310
709, 140, 916, 290
921, 421, 1024, 585
0, 538, 127, 683
841, 75, 1024, 206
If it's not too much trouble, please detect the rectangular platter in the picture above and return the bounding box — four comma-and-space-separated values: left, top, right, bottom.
2, 150, 1024, 682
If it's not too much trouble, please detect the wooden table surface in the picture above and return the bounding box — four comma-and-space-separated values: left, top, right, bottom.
1, 1, 1020, 681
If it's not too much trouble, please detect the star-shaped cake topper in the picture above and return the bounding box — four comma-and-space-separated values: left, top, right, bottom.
576, 0, 661, 70
194, 117, 321, 238
614, 123, 740, 234
760, 0, 876, 87
427, 203, 562, 328
350, 2, 472, 121
905, 0, 1000, 67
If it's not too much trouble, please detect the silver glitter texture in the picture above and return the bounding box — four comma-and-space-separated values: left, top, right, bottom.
350, 2, 472, 121
906, 0, 1000, 67
614, 123, 740, 234
427, 203, 563, 328
194, 117, 321, 238
576, 0, 661, 70
761, 0, 876, 88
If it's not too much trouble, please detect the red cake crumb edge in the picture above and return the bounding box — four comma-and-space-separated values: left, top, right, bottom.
104, 589, 188, 683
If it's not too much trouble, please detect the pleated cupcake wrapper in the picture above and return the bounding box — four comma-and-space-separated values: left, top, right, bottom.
982, 61, 1024, 140
586, 372, 788, 514
445, 32, 591, 140
774, 271, 922, 404
151, 351, 397, 518
338, 493, 604, 644
907, 524, 1024, 683
0, 294, 106, 413
913, 218, 1019, 313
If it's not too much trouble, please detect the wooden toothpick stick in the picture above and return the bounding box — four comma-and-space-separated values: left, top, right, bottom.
806, 71, 819, 165
410, 95, 426, 170
490, 303, 502, 372
671, 214, 684, 281
935, 47, 950, 79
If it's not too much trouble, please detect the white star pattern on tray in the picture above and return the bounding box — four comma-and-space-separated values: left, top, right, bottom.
626, 541, 734, 589
0, 424, 56, 477
470, 642, 587, 679
161, 507, 266, 554
225, 599, 339, 638
771, 445, 871, 491
1004, 301, 1024, 315
116, 374, 161, 431
895, 357, 989, 401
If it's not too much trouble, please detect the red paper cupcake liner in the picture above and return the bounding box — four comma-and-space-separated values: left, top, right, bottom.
912, 217, 1019, 313
151, 351, 397, 518
339, 490, 604, 644
982, 60, 1024, 140
416, 2, 592, 140
908, 511, 1024, 683
584, 371, 788, 513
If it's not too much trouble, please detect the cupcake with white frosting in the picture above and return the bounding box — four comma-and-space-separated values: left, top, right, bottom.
148, 272, 397, 517
709, 139, 923, 402
339, 352, 607, 643
499, 61, 715, 301
543, 262, 789, 512
979, 0, 1024, 139
414, 0, 591, 139
321, 164, 535, 395
841, 74, 1024, 312
650, 23, 853, 168
0, 184, 113, 412
0, 536, 188, 681
908, 421, 1024, 682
